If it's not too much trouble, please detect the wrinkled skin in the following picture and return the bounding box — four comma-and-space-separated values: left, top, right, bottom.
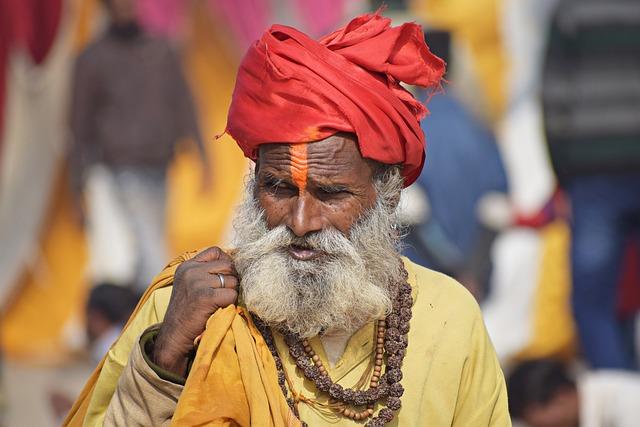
153, 134, 380, 375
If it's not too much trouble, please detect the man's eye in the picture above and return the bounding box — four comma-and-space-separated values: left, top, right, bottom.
274, 184, 292, 191
319, 188, 350, 197
264, 181, 295, 195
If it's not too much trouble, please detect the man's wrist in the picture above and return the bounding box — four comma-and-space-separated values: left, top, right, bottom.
147, 329, 191, 381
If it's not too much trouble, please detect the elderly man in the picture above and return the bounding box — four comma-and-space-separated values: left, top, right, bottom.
65, 12, 510, 427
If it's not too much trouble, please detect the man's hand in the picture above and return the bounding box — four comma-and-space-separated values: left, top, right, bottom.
153, 247, 238, 376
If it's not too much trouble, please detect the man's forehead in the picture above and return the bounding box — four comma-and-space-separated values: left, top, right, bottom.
258, 134, 359, 162
256, 135, 376, 183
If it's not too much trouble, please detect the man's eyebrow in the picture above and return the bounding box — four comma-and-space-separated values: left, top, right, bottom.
260, 171, 288, 186
315, 182, 352, 193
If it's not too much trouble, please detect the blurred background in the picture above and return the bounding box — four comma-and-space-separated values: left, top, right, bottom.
0, 0, 639, 426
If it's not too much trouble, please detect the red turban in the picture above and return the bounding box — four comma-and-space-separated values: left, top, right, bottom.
225, 11, 445, 186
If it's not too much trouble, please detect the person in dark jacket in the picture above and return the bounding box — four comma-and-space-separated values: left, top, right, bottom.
542, 0, 640, 370
70, 0, 210, 292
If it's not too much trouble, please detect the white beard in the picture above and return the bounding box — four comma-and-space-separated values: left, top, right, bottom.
232, 172, 405, 338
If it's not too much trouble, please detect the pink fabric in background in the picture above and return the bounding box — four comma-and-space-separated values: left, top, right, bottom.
294, 0, 349, 38
207, 0, 270, 51
136, 0, 186, 39
204, 0, 361, 53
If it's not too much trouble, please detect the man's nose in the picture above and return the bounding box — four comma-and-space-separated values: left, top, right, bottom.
288, 193, 324, 237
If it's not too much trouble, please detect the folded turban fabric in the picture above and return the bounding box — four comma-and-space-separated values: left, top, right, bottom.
226, 10, 446, 187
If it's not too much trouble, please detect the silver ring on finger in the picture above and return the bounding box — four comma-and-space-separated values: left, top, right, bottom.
216, 273, 226, 289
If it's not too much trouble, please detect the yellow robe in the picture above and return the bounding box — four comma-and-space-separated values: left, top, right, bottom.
65, 253, 511, 426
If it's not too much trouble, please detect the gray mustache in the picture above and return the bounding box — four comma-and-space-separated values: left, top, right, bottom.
262, 227, 355, 257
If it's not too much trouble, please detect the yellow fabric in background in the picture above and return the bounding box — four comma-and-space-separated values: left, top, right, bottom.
1, 1, 247, 360
517, 221, 576, 361
167, 2, 247, 254
0, 171, 88, 361
410, 0, 507, 119
0, 0, 90, 359
71, 0, 99, 51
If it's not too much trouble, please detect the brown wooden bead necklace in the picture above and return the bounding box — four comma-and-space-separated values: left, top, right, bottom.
252, 266, 412, 427
298, 318, 386, 421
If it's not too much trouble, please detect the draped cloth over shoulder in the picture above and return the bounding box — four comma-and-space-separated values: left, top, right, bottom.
63, 251, 299, 427
225, 10, 445, 187
172, 306, 300, 426
63, 252, 195, 427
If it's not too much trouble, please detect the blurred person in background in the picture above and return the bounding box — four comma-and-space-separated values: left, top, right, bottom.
542, 0, 640, 370
46, 284, 137, 423
86, 283, 138, 364
69, 0, 211, 293
402, 29, 508, 300
508, 358, 640, 427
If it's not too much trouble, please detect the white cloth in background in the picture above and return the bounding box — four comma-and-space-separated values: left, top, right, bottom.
85, 165, 136, 286
482, 228, 542, 362
398, 184, 430, 226
579, 371, 640, 427
85, 165, 168, 291
112, 167, 168, 290
498, 0, 559, 216
482, 0, 560, 364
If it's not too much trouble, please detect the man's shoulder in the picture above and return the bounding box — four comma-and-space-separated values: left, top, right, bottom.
401, 258, 498, 381
148, 285, 173, 320
402, 257, 481, 322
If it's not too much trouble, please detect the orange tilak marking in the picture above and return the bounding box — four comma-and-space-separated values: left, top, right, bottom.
289, 143, 308, 191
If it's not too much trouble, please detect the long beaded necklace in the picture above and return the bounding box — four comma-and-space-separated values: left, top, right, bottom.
253, 267, 413, 427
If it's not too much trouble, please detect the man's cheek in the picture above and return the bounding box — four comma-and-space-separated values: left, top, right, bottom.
261, 200, 288, 229
327, 201, 362, 234
255, 191, 277, 214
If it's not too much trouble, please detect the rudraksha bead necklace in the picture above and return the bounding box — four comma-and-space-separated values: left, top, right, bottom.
253, 266, 412, 427
298, 318, 385, 421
